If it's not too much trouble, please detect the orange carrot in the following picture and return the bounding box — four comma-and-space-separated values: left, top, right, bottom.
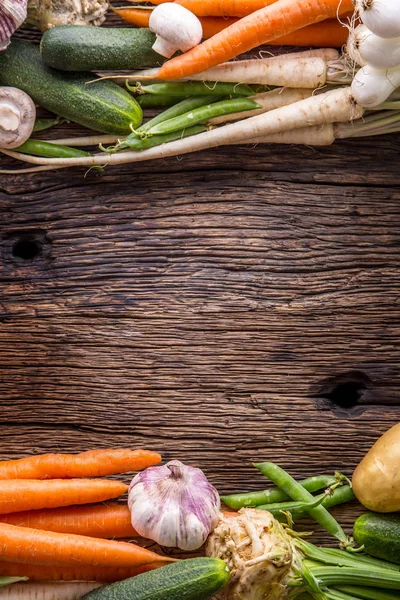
113, 7, 348, 47
0, 523, 173, 567
175, 0, 277, 17
0, 449, 161, 480
157, 0, 354, 80
0, 479, 128, 514
0, 562, 163, 582
0, 504, 137, 538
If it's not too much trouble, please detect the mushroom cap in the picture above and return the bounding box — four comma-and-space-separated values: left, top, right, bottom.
0, 86, 36, 149
149, 3, 203, 54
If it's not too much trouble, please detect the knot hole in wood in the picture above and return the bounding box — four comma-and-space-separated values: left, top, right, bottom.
2, 229, 50, 264
312, 371, 374, 417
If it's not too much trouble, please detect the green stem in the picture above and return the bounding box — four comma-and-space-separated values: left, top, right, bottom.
336, 587, 400, 600
295, 539, 400, 572
308, 566, 400, 590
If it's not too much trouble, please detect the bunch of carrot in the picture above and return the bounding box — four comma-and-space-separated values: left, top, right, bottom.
0, 449, 173, 583
113, 0, 353, 50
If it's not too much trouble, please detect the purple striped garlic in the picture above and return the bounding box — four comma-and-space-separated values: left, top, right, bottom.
128, 460, 221, 551
0, 0, 28, 51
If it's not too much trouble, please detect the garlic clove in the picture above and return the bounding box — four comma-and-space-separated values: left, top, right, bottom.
0, 0, 28, 51
128, 460, 220, 551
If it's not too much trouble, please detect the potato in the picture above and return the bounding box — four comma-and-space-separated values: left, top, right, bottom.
352, 423, 400, 512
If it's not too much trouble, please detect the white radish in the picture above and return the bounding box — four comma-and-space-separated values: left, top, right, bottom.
350, 24, 400, 69
1, 88, 364, 169
354, 0, 400, 39
351, 63, 400, 107
236, 124, 336, 146
0, 582, 101, 600
99, 49, 339, 84
208, 88, 313, 125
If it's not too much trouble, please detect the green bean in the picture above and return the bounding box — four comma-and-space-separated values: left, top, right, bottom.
137, 94, 188, 108
221, 474, 339, 510
124, 125, 207, 151
255, 462, 352, 548
15, 139, 91, 159
130, 82, 255, 97
259, 485, 355, 522
337, 587, 400, 600
139, 96, 218, 134
147, 98, 260, 136
32, 117, 63, 133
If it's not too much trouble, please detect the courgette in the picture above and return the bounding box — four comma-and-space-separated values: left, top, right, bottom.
41, 26, 165, 71
354, 513, 400, 565
83, 558, 230, 600
0, 39, 142, 135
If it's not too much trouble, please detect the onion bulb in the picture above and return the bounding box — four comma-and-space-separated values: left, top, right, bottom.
354, 0, 400, 39
351, 63, 400, 107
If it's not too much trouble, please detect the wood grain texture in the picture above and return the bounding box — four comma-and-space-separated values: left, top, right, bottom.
1, 8, 400, 550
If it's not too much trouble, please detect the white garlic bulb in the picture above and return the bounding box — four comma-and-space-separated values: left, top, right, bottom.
128, 460, 221, 552
0, 0, 28, 51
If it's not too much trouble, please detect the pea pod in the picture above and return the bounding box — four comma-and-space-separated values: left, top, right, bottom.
124, 125, 207, 151
139, 96, 218, 134
147, 98, 260, 136
15, 139, 91, 159
137, 94, 188, 108
129, 82, 255, 97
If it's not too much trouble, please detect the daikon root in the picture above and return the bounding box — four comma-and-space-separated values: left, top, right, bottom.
239, 123, 335, 146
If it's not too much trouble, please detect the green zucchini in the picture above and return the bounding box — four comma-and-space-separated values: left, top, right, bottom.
0, 39, 142, 135
41, 26, 165, 71
83, 558, 230, 600
354, 513, 400, 565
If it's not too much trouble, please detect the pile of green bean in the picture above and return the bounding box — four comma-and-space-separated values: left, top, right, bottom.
222, 463, 356, 548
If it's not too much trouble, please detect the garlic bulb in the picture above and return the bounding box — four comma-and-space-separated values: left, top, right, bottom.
0, 0, 28, 51
128, 460, 221, 551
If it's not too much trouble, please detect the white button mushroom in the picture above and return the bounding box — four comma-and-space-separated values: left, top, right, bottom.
0, 87, 36, 149
149, 3, 203, 59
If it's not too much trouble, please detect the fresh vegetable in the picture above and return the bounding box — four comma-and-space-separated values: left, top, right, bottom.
258, 484, 355, 522
207, 509, 400, 600
354, 513, 400, 565
336, 587, 400, 600
156, 0, 354, 80
222, 474, 340, 509
131, 82, 255, 97
146, 98, 260, 135
0, 0, 27, 51
0, 504, 138, 538
0, 449, 161, 479
15, 140, 91, 159
0, 87, 36, 149
149, 3, 203, 58
351, 64, 400, 108
1, 87, 364, 170
82, 558, 230, 600
129, 460, 220, 551
0, 522, 173, 567
354, 0, 400, 39
137, 94, 188, 107
0, 40, 143, 135
0, 582, 102, 600
208, 88, 313, 125
139, 96, 218, 133
0, 479, 127, 514
40, 27, 166, 71
114, 8, 349, 47
348, 24, 400, 69
26, 0, 108, 31
352, 423, 400, 512
0, 562, 162, 582
255, 462, 353, 547
116, 125, 208, 151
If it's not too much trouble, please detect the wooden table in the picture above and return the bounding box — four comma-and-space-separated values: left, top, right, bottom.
1, 35, 400, 546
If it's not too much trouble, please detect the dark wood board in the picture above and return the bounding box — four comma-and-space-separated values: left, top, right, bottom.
1, 9, 400, 550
